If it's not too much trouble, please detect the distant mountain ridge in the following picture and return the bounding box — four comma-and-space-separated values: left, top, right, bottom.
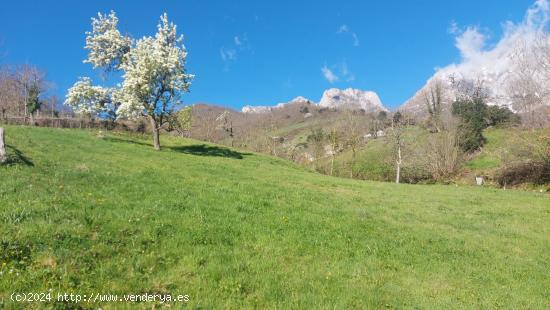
242, 96, 312, 114
399, 0, 550, 116
241, 88, 388, 114
319, 88, 387, 112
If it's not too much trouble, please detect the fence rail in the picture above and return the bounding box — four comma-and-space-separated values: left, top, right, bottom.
0, 116, 147, 132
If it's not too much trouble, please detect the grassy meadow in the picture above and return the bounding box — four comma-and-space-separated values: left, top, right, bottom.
1, 125, 549, 308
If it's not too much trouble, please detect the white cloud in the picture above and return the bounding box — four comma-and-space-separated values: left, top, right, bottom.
448, 20, 459, 35
341, 62, 349, 76
337, 24, 359, 47
322, 61, 355, 83
442, 0, 549, 74
233, 34, 249, 48
526, 0, 550, 29
341, 61, 355, 81
419, 0, 550, 108
321, 65, 339, 83
352, 33, 359, 47
337, 24, 349, 33
283, 76, 293, 89
220, 47, 237, 62
220, 33, 251, 69
455, 26, 486, 60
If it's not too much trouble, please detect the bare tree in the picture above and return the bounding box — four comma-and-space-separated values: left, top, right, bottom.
15, 65, 47, 124
343, 110, 363, 177
41, 95, 60, 118
307, 128, 325, 171
327, 127, 341, 176
0, 127, 6, 163
496, 147, 512, 190
258, 114, 278, 155
203, 111, 218, 142
0, 65, 20, 118
216, 111, 235, 147
424, 129, 462, 181
423, 79, 445, 132
448, 74, 490, 102
506, 36, 550, 128
389, 116, 405, 183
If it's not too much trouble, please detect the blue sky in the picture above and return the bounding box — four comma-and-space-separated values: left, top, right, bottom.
0, 0, 537, 110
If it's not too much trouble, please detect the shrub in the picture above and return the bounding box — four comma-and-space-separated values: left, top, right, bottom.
485, 105, 520, 127
458, 121, 486, 153
452, 99, 519, 152
495, 161, 550, 187
377, 111, 387, 121
424, 130, 463, 181
400, 165, 433, 184
452, 99, 487, 152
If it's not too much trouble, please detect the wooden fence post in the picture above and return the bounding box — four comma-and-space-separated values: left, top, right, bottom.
0, 127, 7, 163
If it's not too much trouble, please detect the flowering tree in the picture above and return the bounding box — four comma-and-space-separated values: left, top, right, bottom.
168, 106, 193, 137
216, 111, 234, 146
65, 77, 113, 118
65, 11, 193, 150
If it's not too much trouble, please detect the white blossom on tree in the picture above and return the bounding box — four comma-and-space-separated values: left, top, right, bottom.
65, 77, 112, 116
65, 11, 193, 150
84, 11, 132, 72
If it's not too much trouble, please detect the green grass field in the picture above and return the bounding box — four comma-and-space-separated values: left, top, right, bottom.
1, 126, 549, 309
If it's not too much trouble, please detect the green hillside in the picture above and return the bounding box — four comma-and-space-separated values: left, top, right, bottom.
1, 126, 549, 309
314, 126, 550, 189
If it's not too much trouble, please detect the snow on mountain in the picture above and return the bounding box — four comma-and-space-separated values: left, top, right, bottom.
241, 105, 273, 113
399, 0, 550, 115
242, 96, 312, 113
318, 88, 388, 112
242, 90, 388, 114
287, 96, 310, 104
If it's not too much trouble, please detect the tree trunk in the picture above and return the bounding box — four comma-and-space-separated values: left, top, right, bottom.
150, 117, 161, 150
230, 126, 234, 147
0, 127, 7, 163
395, 163, 401, 183
395, 144, 402, 184
350, 149, 356, 178
330, 155, 334, 176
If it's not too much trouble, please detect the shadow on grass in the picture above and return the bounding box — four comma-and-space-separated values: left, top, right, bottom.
103, 137, 151, 147
104, 137, 249, 159
169, 144, 251, 159
4, 145, 34, 166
